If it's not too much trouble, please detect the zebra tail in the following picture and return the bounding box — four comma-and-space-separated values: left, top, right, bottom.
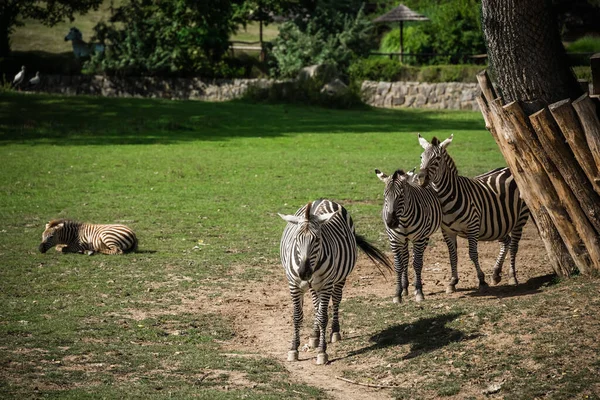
355, 234, 393, 276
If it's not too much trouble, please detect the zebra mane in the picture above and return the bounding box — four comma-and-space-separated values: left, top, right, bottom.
305, 202, 313, 220
439, 143, 458, 175
47, 219, 78, 228
393, 169, 406, 179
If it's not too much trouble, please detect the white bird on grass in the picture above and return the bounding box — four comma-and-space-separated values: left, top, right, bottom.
12, 65, 26, 90
28, 71, 41, 88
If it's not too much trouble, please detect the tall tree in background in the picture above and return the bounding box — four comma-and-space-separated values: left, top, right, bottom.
481, 0, 583, 113
0, 0, 102, 57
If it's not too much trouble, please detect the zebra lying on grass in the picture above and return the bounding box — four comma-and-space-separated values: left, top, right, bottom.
39, 219, 137, 255
279, 199, 392, 365
375, 168, 442, 303
416, 134, 530, 292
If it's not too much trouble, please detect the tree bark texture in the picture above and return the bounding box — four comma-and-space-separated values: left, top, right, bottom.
481, 0, 583, 114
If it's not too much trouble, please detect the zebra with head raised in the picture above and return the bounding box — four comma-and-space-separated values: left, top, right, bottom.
416, 134, 530, 292
375, 168, 442, 303
39, 219, 137, 255
279, 199, 391, 365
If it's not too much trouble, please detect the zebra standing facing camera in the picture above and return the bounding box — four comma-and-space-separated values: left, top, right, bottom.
375, 168, 442, 303
278, 199, 391, 365
39, 219, 137, 255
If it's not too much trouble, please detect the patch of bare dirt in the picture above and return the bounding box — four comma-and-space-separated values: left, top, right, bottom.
198, 221, 552, 400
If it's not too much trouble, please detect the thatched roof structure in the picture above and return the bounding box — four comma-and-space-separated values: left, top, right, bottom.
373, 4, 429, 23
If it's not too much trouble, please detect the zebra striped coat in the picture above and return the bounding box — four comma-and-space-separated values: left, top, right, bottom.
279, 199, 391, 365
416, 134, 530, 292
39, 219, 138, 255
376, 169, 442, 302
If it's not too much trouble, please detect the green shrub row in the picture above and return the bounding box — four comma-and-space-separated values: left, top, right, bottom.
348, 57, 485, 83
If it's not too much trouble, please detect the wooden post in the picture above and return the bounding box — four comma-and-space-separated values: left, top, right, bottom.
591, 53, 600, 97
529, 108, 600, 235
549, 99, 600, 194
572, 94, 600, 171
477, 91, 576, 277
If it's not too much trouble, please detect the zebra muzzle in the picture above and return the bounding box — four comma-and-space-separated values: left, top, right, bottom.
298, 260, 313, 281
39, 243, 48, 253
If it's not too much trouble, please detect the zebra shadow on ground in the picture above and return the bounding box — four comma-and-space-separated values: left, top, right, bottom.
338, 312, 480, 362
465, 273, 557, 299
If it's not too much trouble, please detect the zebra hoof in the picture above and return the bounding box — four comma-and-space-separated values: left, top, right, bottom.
308, 337, 319, 349
393, 296, 402, 304
492, 274, 502, 285
446, 285, 456, 294
316, 352, 328, 365
508, 277, 518, 286
287, 350, 299, 362
331, 332, 342, 343
478, 283, 489, 293
401, 288, 409, 297
415, 291, 424, 302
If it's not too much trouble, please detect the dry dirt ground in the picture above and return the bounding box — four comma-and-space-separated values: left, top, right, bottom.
206, 221, 553, 400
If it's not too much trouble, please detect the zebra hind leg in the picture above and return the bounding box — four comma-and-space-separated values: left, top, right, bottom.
508, 230, 525, 286
330, 282, 344, 343
492, 236, 511, 285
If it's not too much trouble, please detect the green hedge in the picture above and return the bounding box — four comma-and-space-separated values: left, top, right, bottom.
348, 57, 485, 84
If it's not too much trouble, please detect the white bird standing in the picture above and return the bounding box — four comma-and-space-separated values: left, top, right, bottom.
12, 66, 25, 90
28, 71, 41, 88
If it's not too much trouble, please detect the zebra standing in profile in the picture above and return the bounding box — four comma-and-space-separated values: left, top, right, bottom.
39, 219, 138, 255
416, 134, 530, 292
375, 169, 442, 303
279, 199, 391, 365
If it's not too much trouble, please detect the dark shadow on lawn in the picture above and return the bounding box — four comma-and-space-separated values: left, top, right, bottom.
340, 312, 480, 362
0, 92, 486, 146
466, 273, 557, 299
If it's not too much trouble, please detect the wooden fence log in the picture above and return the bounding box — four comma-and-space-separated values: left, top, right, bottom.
530, 108, 600, 235
477, 71, 497, 104
478, 94, 575, 276
499, 101, 591, 275
549, 99, 600, 194
572, 94, 600, 170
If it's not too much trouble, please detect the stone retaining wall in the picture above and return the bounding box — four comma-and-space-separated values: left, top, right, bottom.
361, 81, 480, 111
35, 75, 481, 110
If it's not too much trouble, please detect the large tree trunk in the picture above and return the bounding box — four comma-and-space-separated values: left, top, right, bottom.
481, 0, 583, 114
480, 0, 600, 277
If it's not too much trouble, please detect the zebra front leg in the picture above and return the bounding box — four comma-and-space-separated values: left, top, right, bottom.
308, 289, 320, 349
315, 291, 331, 365
287, 288, 304, 361
442, 231, 459, 293
330, 281, 345, 343
392, 241, 410, 303
467, 234, 488, 292
492, 236, 511, 285
412, 238, 429, 302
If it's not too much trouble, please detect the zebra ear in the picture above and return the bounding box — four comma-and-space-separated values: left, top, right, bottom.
375, 169, 388, 182
440, 134, 454, 148
278, 213, 301, 224
315, 210, 339, 224
418, 133, 429, 149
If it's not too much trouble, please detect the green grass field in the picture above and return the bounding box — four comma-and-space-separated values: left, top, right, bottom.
1, 92, 599, 399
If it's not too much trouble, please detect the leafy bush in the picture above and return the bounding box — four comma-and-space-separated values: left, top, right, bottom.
86, 0, 240, 76
348, 58, 484, 84
270, 6, 375, 78
566, 35, 600, 65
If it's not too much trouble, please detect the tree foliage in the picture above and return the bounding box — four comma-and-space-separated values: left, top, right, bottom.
86, 0, 243, 76
0, 0, 102, 56
270, 1, 375, 78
